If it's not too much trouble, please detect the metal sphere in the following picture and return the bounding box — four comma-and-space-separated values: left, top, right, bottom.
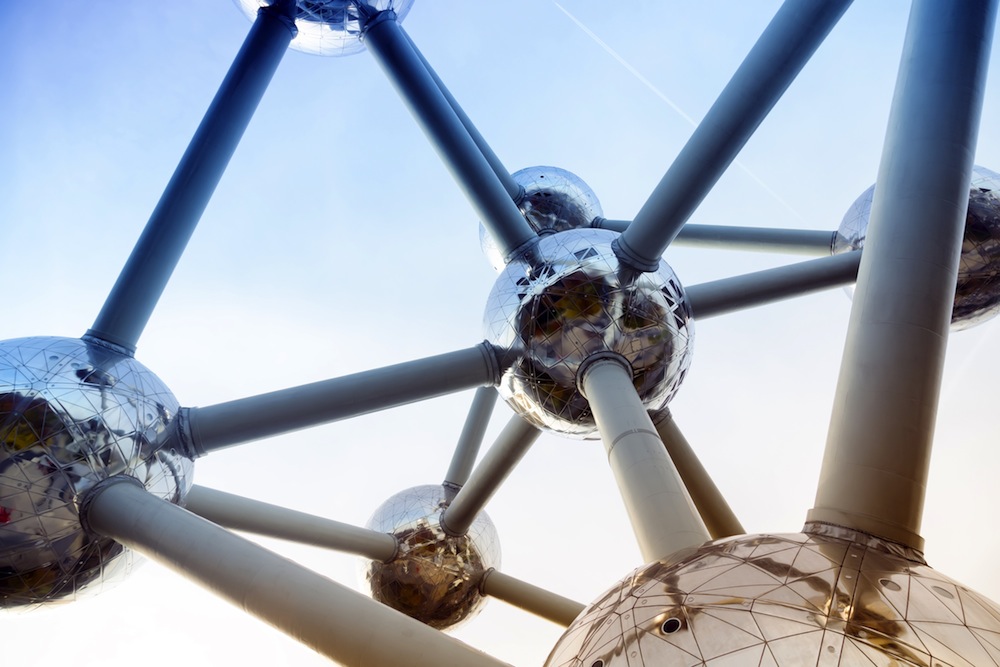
546, 528, 1000, 667
232, 0, 414, 56
484, 228, 693, 438
834, 165, 1000, 330
0, 337, 193, 609
481, 166, 604, 271
360, 484, 500, 631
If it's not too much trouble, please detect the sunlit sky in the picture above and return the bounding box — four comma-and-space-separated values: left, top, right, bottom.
4, 1, 1000, 665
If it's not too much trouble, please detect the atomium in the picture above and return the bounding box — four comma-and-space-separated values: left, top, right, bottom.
833, 165, 1000, 330
484, 228, 693, 437
546, 527, 1000, 667
360, 484, 500, 630
0, 337, 192, 608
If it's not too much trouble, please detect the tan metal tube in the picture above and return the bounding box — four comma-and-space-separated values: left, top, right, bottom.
653, 411, 744, 539
479, 569, 585, 627
184, 485, 397, 562
85, 479, 510, 667
579, 357, 710, 562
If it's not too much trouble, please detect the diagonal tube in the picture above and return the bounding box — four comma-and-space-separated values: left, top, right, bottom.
184, 485, 397, 562
85, 2, 297, 353
479, 569, 585, 627
444, 386, 498, 489
363, 15, 536, 261
83, 478, 510, 667
685, 251, 861, 319
183, 343, 498, 456
652, 410, 744, 539
595, 219, 834, 256
807, 0, 998, 551
440, 415, 539, 536
579, 356, 710, 562
613, 0, 853, 271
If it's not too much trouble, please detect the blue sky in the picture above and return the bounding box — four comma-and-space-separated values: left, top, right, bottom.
4, 1, 1000, 665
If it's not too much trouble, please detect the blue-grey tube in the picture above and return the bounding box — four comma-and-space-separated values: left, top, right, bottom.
86, 2, 296, 353
363, 15, 536, 261
614, 0, 853, 271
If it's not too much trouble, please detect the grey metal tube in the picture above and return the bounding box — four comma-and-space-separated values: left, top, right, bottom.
404, 33, 522, 201
686, 251, 861, 319
184, 485, 397, 562
479, 569, 585, 628
185, 343, 498, 456
84, 479, 510, 667
652, 410, 744, 539
440, 416, 539, 536
364, 16, 536, 260
579, 357, 710, 562
613, 0, 853, 271
596, 219, 835, 256
85, 2, 296, 353
444, 386, 498, 488
808, 0, 997, 551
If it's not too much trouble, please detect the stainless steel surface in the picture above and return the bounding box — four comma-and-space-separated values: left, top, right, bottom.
834, 165, 1000, 330
0, 337, 192, 608
484, 228, 693, 437
233, 0, 414, 56
361, 484, 501, 631
546, 527, 1000, 666
482, 166, 604, 271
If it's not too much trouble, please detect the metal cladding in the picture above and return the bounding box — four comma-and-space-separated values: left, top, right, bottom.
833, 165, 1000, 330
0, 337, 193, 608
232, 0, 414, 56
481, 166, 605, 271
484, 228, 693, 438
546, 527, 1000, 667
360, 484, 500, 631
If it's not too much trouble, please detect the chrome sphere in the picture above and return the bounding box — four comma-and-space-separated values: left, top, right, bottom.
360, 485, 500, 631
233, 0, 414, 56
0, 337, 193, 609
547, 527, 1000, 667
484, 229, 693, 438
481, 166, 604, 271
834, 165, 1000, 330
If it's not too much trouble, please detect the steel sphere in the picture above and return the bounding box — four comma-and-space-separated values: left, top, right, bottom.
546, 528, 1000, 667
360, 484, 500, 631
484, 228, 693, 438
481, 166, 604, 271
0, 337, 193, 609
232, 0, 414, 56
834, 165, 1000, 330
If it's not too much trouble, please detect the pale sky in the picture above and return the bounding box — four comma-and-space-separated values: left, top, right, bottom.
3, 1, 1000, 665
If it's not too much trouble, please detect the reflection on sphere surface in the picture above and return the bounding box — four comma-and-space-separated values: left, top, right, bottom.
232, 0, 414, 56
360, 485, 500, 630
546, 527, 1000, 667
484, 229, 693, 438
834, 165, 1000, 330
481, 166, 604, 271
0, 337, 193, 609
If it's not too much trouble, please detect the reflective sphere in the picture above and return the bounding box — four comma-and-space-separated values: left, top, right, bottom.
481, 166, 604, 271
484, 229, 693, 438
0, 337, 193, 609
834, 165, 1000, 330
547, 527, 1000, 667
233, 0, 414, 56
360, 485, 500, 630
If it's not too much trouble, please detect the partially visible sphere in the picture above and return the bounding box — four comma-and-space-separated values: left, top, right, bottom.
360, 485, 500, 630
547, 528, 1000, 666
481, 166, 604, 271
0, 337, 193, 609
233, 0, 414, 56
485, 229, 693, 438
834, 165, 1000, 330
